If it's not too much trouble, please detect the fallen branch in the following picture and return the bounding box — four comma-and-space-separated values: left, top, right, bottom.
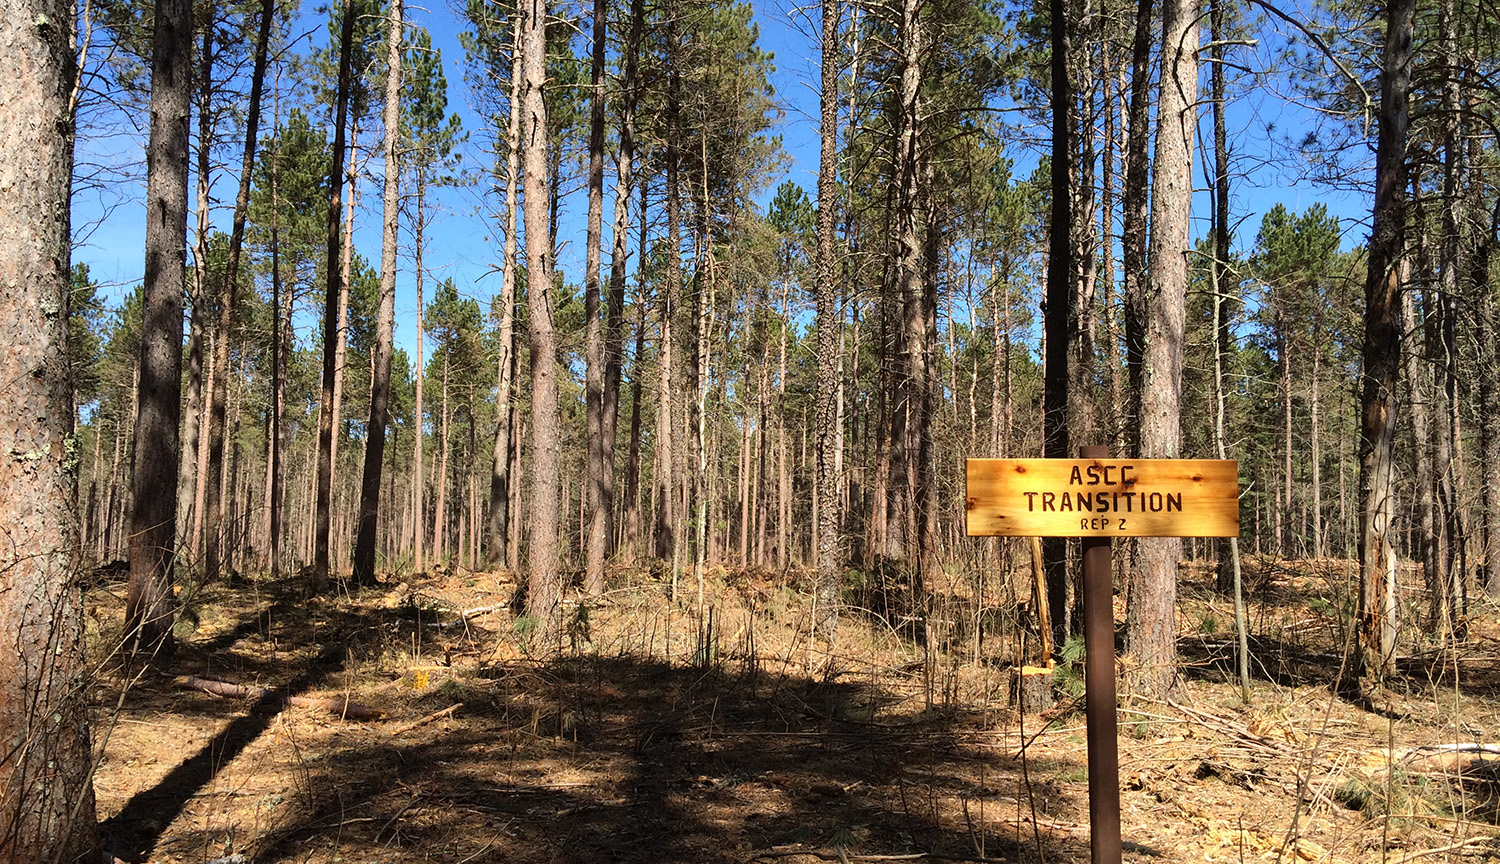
389, 702, 463, 736
1391, 835, 1496, 864
175, 675, 384, 720
745, 847, 1013, 863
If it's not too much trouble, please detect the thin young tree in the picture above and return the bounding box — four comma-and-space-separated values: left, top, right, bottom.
125, 0, 193, 657
203, 0, 275, 584
582, 0, 609, 596
601, 0, 645, 564
0, 0, 101, 855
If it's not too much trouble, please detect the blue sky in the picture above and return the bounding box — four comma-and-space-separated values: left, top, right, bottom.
70, 0, 1373, 359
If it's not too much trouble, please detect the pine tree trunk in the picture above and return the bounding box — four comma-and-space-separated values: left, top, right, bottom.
1355, 0, 1414, 690
812, 0, 842, 641
1476, 201, 1500, 598
604, 0, 644, 564
414, 174, 427, 574
1121, 0, 1155, 459
1042, 0, 1073, 651
205, 0, 272, 583
0, 0, 101, 852
583, 0, 609, 596
433, 359, 449, 563
656, 19, 682, 570
330, 122, 359, 573
521, 0, 562, 650
353, 0, 402, 584
313, 0, 355, 590
1126, 0, 1197, 699
777, 280, 789, 570
127, 0, 193, 658
1408, 288, 1440, 628
892, 0, 931, 592
180, 21, 213, 559
486, 11, 522, 570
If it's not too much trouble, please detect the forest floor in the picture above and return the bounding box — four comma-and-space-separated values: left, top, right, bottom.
85, 555, 1500, 864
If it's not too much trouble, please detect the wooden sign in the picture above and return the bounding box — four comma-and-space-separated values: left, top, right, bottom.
965, 458, 1239, 538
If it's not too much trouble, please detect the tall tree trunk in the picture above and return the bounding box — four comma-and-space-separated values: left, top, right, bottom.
204, 0, 273, 584
1355, 0, 1413, 690
1042, 0, 1073, 651
313, 0, 355, 590
414, 171, 427, 574
126, 0, 193, 658
269, 119, 289, 580
1126, 0, 1197, 700
583, 0, 609, 596
1279, 315, 1292, 555
0, 0, 100, 852
1208, 0, 1247, 700
521, 0, 562, 651
330, 122, 359, 573
1434, 0, 1465, 634
1476, 200, 1500, 598
1121, 0, 1155, 459
604, 0, 644, 563
892, 0, 931, 592
1210, 0, 1236, 594
1068, 0, 1097, 449
353, 0, 402, 585
433, 359, 449, 562
486, 9, 523, 569
812, 0, 842, 642
656, 15, 682, 571
179, 20, 213, 560
1406, 286, 1439, 628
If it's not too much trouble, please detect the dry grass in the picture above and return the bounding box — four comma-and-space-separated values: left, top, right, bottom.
83, 554, 1500, 863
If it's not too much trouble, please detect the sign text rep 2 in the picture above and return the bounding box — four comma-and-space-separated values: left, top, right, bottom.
964, 458, 1239, 538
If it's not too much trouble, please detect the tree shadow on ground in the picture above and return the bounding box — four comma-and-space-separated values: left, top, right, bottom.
245, 653, 1082, 863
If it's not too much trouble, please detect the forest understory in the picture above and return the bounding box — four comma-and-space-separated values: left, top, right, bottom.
85, 556, 1500, 864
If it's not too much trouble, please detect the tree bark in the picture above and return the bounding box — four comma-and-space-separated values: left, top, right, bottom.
1121, 0, 1155, 459
486, 8, 522, 570
812, 0, 842, 641
521, 0, 562, 650
313, 0, 355, 590
353, 0, 402, 585
432, 358, 449, 562
1042, 0, 1073, 652
583, 0, 609, 596
1476, 200, 1500, 598
180, 20, 214, 561
127, 0, 193, 659
1355, 0, 1414, 690
414, 169, 427, 574
892, 0, 932, 593
604, 0, 644, 563
205, 0, 273, 584
1126, 0, 1197, 700
0, 0, 100, 854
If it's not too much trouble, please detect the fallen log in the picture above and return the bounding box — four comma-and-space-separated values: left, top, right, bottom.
175, 675, 384, 720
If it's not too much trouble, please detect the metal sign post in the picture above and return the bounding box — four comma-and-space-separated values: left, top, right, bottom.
965, 447, 1239, 864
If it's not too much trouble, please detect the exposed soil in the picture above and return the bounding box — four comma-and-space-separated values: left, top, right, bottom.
86, 559, 1500, 863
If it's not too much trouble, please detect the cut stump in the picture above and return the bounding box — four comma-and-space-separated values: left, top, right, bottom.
1013, 665, 1055, 715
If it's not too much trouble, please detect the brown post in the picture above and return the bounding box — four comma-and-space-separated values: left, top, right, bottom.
1079, 444, 1121, 864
